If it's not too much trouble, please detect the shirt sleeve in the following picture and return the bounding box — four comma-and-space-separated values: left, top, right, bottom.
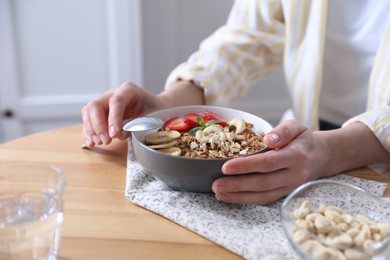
165, 0, 285, 106
342, 106, 390, 175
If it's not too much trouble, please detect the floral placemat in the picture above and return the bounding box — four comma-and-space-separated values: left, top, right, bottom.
125, 142, 388, 260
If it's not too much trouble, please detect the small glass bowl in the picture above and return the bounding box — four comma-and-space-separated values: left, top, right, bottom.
281, 179, 390, 260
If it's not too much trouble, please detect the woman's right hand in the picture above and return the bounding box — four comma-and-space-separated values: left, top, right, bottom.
81, 81, 166, 148
81, 80, 205, 148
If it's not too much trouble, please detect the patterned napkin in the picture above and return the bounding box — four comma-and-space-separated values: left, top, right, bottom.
125, 142, 388, 260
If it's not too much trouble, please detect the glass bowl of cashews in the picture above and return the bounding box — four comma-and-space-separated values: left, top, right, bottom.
131, 105, 273, 193
281, 179, 390, 260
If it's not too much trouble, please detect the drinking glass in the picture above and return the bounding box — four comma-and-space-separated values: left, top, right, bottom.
0, 162, 66, 260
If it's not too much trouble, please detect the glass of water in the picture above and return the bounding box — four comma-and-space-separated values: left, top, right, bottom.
0, 162, 66, 260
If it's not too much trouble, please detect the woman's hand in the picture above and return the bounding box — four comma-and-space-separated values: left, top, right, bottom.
211, 120, 331, 205
81, 80, 205, 148
212, 119, 390, 205
81, 81, 166, 148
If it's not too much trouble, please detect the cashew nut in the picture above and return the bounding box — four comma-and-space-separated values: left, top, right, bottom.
229, 117, 246, 134
330, 233, 353, 247
209, 135, 221, 149
291, 200, 390, 259
195, 124, 224, 143
294, 200, 312, 219
291, 227, 311, 244
353, 224, 371, 247
203, 124, 224, 135
341, 214, 353, 225
218, 132, 227, 142
377, 223, 390, 238
314, 215, 334, 234
225, 132, 235, 142
324, 209, 343, 224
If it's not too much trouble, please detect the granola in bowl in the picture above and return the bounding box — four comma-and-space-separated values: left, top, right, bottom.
143, 113, 266, 159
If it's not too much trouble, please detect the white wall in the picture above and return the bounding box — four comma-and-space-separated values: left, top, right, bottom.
0, 0, 140, 142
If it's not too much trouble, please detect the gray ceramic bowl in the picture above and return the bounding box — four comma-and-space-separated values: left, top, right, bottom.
131, 105, 273, 193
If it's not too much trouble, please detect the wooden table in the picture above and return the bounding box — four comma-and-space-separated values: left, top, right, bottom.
0, 125, 388, 259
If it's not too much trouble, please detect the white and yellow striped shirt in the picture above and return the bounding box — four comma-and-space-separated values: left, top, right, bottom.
165, 0, 390, 170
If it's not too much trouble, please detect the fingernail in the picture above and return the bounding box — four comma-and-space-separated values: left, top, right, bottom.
212, 184, 226, 193
81, 143, 89, 149
85, 137, 91, 147
215, 193, 227, 202
268, 133, 280, 143
100, 133, 109, 144
222, 164, 236, 175
110, 125, 117, 137
92, 134, 100, 144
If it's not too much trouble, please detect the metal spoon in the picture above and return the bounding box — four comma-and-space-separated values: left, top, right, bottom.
122, 116, 164, 132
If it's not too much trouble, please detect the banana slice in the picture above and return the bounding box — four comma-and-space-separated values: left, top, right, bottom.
158, 147, 181, 156
144, 130, 181, 145
148, 140, 178, 149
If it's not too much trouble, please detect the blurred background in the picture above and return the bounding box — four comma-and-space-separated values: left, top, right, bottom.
0, 0, 289, 143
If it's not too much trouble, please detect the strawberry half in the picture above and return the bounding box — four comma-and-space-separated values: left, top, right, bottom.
203, 110, 228, 127
162, 116, 190, 132
183, 113, 202, 128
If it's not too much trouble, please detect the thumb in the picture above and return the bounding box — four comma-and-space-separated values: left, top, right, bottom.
264, 119, 307, 149
108, 82, 143, 138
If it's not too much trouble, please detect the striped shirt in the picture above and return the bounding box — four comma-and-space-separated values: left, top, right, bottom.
165, 0, 390, 172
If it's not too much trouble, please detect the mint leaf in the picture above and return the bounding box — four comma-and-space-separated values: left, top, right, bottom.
189, 126, 203, 136
196, 117, 205, 126
205, 119, 221, 127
